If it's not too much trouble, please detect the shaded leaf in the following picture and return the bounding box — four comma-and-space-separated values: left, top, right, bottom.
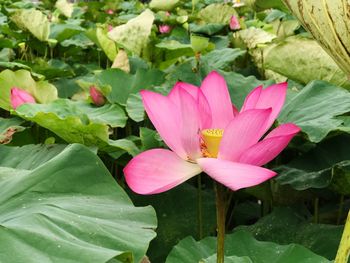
0, 144, 156, 263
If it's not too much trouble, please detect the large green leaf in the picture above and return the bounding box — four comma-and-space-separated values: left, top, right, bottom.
278, 80, 350, 142
96, 68, 165, 106
200, 48, 246, 71
236, 207, 343, 260
108, 9, 154, 56
0, 144, 156, 262
0, 69, 58, 111
283, 0, 350, 76
11, 9, 50, 41
50, 23, 85, 42
275, 135, 350, 191
13, 99, 138, 155
263, 36, 350, 89
166, 230, 330, 263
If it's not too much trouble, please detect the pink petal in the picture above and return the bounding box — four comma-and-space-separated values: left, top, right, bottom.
169, 82, 212, 130
240, 85, 262, 112
218, 109, 271, 162
141, 90, 187, 159
239, 123, 301, 166
200, 71, 234, 129
124, 149, 202, 194
241, 82, 287, 132
176, 88, 202, 159
169, 82, 198, 100
197, 158, 276, 191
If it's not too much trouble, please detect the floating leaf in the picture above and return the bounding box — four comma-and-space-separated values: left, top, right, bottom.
108, 9, 154, 56
0, 144, 156, 262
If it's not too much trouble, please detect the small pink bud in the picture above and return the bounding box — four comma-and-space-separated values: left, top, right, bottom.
229, 15, 241, 30
107, 24, 114, 32
106, 9, 114, 15
165, 11, 171, 17
159, 25, 171, 34
10, 87, 36, 109
90, 86, 106, 106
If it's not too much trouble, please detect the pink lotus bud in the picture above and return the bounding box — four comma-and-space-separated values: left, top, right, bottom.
106, 9, 114, 15
10, 87, 36, 109
107, 24, 114, 32
159, 25, 171, 34
165, 11, 171, 17
229, 15, 241, 30
90, 86, 106, 106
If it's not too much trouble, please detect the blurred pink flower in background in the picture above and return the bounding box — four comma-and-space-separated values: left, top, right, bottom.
124, 71, 300, 195
106, 9, 114, 15
229, 15, 241, 30
107, 24, 114, 32
90, 86, 106, 106
10, 87, 36, 109
159, 24, 171, 34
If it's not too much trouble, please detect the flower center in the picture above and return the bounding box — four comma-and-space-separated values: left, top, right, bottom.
201, 129, 224, 158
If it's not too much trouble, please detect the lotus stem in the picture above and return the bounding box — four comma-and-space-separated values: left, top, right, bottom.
335, 210, 350, 263
215, 182, 226, 263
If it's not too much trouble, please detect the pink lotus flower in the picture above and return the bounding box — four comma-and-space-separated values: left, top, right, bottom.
10, 87, 36, 109
90, 86, 106, 106
124, 71, 300, 194
159, 24, 171, 34
230, 15, 241, 30
107, 24, 114, 32
106, 9, 114, 15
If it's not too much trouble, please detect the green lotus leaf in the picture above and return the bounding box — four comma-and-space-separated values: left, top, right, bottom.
166, 230, 330, 263
55, 0, 74, 18
263, 36, 350, 89
0, 69, 58, 111
86, 26, 117, 61
236, 207, 343, 260
283, 0, 350, 76
108, 9, 154, 56
198, 3, 238, 24
149, 0, 180, 11
13, 99, 136, 155
278, 80, 350, 142
275, 135, 350, 191
11, 9, 50, 41
0, 143, 156, 263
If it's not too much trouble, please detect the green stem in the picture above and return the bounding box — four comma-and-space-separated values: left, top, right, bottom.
337, 195, 345, 225
197, 174, 203, 239
314, 197, 319, 223
335, 210, 350, 263
215, 182, 226, 263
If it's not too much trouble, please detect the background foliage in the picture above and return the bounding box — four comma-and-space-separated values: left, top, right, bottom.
0, 0, 349, 262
